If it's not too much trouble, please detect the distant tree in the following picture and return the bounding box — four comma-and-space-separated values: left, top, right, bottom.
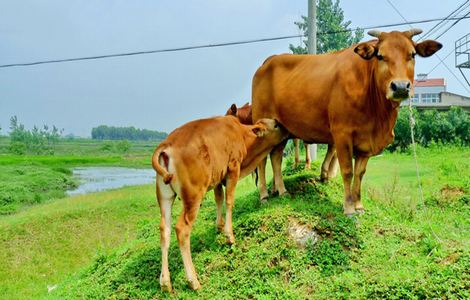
9, 116, 62, 155
289, 0, 363, 54
91, 125, 167, 141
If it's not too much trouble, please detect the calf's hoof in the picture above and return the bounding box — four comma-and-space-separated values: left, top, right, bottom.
279, 191, 291, 198
160, 281, 173, 293
188, 279, 201, 290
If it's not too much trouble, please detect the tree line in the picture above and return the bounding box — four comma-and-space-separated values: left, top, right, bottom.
91, 125, 167, 141
390, 107, 470, 151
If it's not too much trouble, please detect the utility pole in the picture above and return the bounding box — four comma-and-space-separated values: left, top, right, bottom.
307, 0, 317, 161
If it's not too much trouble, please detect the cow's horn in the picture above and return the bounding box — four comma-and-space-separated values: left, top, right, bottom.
368, 30, 382, 38
405, 28, 423, 38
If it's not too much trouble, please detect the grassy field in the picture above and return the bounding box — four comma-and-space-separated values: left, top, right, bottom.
0, 143, 468, 299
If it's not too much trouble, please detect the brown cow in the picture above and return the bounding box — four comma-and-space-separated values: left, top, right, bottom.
252, 29, 441, 215
152, 116, 287, 291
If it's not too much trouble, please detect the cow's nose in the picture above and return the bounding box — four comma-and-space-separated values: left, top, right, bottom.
390, 80, 411, 99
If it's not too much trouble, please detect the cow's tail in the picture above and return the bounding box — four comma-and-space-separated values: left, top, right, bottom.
152, 147, 173, 184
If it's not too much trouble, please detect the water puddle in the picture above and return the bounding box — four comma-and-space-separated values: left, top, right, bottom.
66, 167, 155, 196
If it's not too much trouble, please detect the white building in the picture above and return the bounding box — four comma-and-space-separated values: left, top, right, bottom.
402, 74, 470, 112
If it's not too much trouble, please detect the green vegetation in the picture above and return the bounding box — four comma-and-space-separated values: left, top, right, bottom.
91, 125, 167, 141
40, 146, 467, 299
0, 185, 156, 299
391, 107, 470, 151
289, 0, 363, 55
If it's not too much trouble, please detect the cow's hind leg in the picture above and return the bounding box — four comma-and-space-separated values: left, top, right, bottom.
352, 155, 369, 214
214, 184, 224, 232
320, 144, 336, 181
176, 188, 204, 290
270, 140, 289, 197
328, 152, 339, 179
157, 176, 176, 292
224, 162, 240, 244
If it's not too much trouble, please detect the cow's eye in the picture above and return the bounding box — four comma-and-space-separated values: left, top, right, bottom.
377, 54, 384, 61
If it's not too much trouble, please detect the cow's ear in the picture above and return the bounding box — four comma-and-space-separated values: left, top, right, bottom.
415, 40, 442, 57
354, 42, 377, 60
252, 124, 267, 137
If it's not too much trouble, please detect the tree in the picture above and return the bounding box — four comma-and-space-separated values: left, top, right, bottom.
289, 0, 363, 54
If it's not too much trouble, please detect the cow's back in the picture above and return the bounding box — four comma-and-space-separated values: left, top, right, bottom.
251, 50, 370, 145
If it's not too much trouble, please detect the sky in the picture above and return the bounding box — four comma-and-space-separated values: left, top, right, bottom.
0, 0, 469, 137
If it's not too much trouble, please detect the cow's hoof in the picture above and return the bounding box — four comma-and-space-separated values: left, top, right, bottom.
160, 281, 173, 292
345, 213, 356, 219
188, 279, 201, 290
279, 191, 291, 198
355, 208, 365, 215
226, 235, 235, 245
260, 195, 269, 203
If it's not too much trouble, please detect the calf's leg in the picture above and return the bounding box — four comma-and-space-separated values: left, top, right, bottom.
328, 152, 339, 179
224, 163, 240, 244
294, 139, 300, 168
175, 189, 204, 290
304, 143, 311, 170
214, 184, 224, 232
257, 157, 269, 201
157, 177, 176, 292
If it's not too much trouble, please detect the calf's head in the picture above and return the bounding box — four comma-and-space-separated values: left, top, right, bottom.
354, 29, 442, 102
251, 118, 288, 144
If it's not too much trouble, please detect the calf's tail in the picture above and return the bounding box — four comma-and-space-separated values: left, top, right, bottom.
152, 147, 173, 184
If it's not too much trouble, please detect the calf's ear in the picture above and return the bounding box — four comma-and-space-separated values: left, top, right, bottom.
354, 42, 377, 60
252, 124, 267, 137
415, 40, 442, 57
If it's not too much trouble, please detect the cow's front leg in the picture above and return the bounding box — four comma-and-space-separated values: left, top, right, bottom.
334, 137, 355, 215
257, 157, 269, 202
352, 155, 369, 214
224, 162, 240, 244
270, 140, 289, 196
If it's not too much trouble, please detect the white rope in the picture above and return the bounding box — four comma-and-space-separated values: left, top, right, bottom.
408, 101, 442, 242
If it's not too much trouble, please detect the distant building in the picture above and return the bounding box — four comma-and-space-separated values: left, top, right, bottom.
401, 73, 470, 112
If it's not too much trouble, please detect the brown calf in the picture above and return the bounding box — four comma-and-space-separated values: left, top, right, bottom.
152, 115, 287, 291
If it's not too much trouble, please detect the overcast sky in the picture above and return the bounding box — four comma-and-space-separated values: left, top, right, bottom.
1, 0, 469, 137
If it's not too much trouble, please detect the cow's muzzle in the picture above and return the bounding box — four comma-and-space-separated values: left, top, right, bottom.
390, 80, 411, 100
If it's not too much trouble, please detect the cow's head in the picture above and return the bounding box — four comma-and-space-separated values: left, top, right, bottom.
225, 102, 252, 125
354, 29, 442, 102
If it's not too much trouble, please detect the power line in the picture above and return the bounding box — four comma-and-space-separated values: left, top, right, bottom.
419, 0, 470, 41
385, 0, 470, 92
1, 15, 470, 69
434, 9, 470, 40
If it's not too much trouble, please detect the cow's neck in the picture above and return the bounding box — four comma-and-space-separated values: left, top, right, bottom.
240, 135, 272, 178
366, 62, 400, 152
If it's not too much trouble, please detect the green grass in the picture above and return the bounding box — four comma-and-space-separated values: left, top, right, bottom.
0, 185, 157, 299
0, 145, 468, 299
46, 146, 468, 299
